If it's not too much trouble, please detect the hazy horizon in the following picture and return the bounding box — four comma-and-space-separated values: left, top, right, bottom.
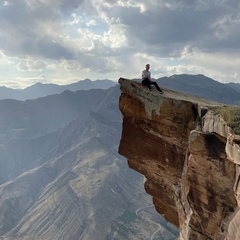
0, 73, 238, 90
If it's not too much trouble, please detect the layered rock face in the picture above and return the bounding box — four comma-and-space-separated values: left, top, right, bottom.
118, 78, 240, 240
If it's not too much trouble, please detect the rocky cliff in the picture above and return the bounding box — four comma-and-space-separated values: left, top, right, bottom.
118, 78, 240, 240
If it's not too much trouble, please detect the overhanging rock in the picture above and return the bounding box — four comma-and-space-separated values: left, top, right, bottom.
118, 78, 240, 240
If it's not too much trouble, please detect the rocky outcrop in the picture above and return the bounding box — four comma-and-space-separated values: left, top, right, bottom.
118, 78, 240, 240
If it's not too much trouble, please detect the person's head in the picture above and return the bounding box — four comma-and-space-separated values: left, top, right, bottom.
146, 64, 150, 70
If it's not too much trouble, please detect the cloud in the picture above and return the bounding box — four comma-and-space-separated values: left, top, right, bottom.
0, 0, 78, 58
16, 59, 47, 72
95, 0, 240, 56
1, 0, 240, 87
86, 19, 97, 27
60, 59, 81, 71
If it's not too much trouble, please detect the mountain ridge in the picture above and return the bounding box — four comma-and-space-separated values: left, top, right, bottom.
1, 74, 240, 102
156, 74, 240, 104
0, 79, 117, 100
0, 85, 178, 240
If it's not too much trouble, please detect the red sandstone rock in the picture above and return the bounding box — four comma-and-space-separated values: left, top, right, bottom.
118, 78, 240, 240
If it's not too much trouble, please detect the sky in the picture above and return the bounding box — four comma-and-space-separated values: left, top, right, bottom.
1, 0, 240, 88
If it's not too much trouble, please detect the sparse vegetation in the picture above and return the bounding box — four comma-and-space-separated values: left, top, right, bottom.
196, 116, 202, 125
214, 106, 240, 135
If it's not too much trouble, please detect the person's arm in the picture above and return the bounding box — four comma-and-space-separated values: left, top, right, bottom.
148, 71, 152, 82
142, 70, 151, 80
146, 71, 152, 82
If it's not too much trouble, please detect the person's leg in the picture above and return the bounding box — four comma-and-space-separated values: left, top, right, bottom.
142, 78, 152, 90
151, 81, 163, 93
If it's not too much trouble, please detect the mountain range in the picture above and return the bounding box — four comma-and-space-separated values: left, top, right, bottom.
1, 74, 240, 104
0, 85, 178, 239
0, 79, 117, 100
156, 74, 240, 104
0, 74, 240, 239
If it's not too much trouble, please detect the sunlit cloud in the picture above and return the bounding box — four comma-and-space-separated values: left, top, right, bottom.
16, 59, 48, 72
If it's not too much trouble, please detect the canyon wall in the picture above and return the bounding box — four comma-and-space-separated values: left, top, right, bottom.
118, 78, 240, 240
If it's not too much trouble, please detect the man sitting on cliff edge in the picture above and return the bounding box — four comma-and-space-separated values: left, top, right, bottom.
142, 64, 163, 93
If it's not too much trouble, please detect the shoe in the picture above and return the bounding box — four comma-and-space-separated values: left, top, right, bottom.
159, 91, 163, 94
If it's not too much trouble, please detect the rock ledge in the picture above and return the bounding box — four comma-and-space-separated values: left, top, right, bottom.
118, 78, 240, 240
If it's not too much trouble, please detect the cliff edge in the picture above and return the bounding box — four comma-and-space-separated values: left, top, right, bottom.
118, 78, 240, 240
